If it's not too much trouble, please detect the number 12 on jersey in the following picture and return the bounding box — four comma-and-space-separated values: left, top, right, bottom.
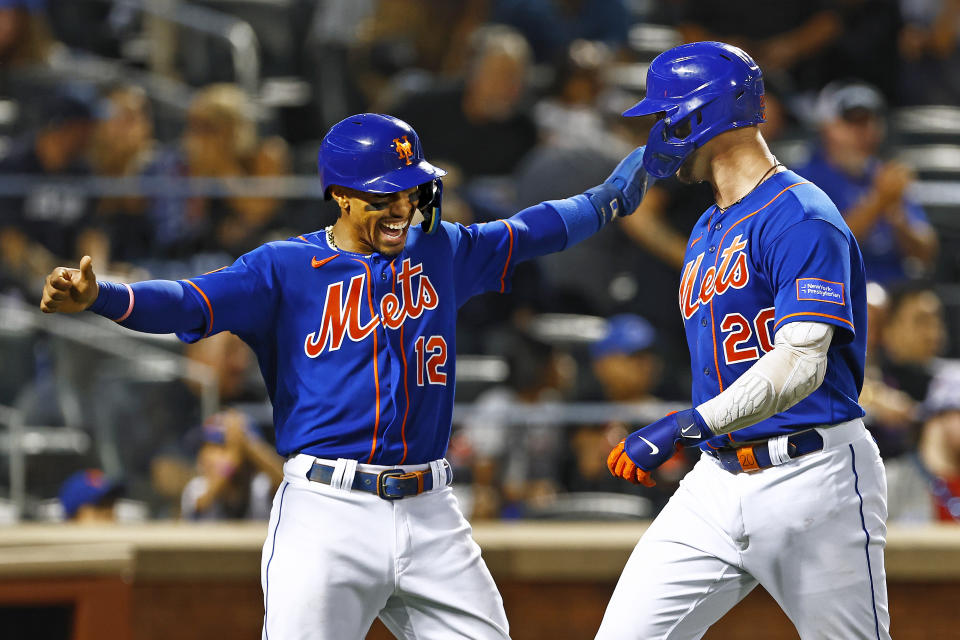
720, 307, 775, 364
414, 335, 448, 385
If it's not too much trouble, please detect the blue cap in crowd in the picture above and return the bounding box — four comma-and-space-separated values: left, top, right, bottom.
923, 365, 960, 419
0, 0, 46, 12
41, 85, 107, 127
590, 314, 657, 360
58, 469, 123, 519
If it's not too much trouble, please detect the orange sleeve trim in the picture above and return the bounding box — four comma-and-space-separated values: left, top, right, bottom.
185, 280, 214, 337
499, 220, 515, 294
353, 259, 382, 463
202, 266, 228, 275
773, 311, 854, 332
297, 235, 309, 243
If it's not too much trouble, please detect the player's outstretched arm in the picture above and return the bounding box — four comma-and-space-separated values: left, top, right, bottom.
39, 255, 209, 336
40, 255, 99, 314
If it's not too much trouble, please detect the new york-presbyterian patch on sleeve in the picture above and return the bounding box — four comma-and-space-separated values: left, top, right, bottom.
796, 278, 845, 305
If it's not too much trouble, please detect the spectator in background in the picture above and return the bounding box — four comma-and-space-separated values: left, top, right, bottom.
878, 281, 948, 402
796, 81, 937, 285
560, 314, 686, 510
59, 469, 123, 523
0, 0, 58, 67
0, 86, 101, 297
898, 0, 960, 104
677, 0, 842, 92
145, 84, 291, 259
886, 364, 960, 523
181, 409, 283, 520
457, 331, 575, 520
87, 84, 157, 267
860, 281, 918, 457
491, 0, 631, 63
391, 25, 536, 182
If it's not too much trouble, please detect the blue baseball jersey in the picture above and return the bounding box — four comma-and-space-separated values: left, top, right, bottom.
679, 170, 867, 444
173, 217, 565, 464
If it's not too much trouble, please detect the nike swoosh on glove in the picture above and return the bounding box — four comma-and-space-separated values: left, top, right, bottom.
608, 409, 711, 484
607, 439, 656, 487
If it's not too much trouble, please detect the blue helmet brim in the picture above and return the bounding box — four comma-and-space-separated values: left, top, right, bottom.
354, 159, 446, 195
622, 98, 680, 118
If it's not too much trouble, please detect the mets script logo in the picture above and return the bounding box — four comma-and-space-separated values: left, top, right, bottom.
393, 136, 414, 166
304, 259, 438, 357
679, 233, 750, 319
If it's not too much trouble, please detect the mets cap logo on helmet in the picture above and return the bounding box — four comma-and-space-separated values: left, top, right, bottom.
623, 41, 766, 179
318, 113, 447, 233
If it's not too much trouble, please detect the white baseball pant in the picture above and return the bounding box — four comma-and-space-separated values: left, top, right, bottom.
596, 418, 890, 639
261, 454, 510, 640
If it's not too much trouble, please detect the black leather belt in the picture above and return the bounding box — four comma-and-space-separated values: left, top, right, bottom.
704, 429, 824, 473
306, 461, 452, 500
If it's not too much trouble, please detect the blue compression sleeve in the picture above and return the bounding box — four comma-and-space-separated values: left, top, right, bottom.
544, 193, 606, 248
88, 280, 207, 335
507, 190, 608, 262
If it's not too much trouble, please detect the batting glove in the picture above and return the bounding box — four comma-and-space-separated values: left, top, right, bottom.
607, 409, 710, 484
584, 145, 653, 223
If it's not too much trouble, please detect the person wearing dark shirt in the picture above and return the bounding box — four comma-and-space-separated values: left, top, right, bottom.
878, 282, 948, 403
796, 80, 937, 285
0, 87, 100, 295
491, 0, 631, 63
391, 25, 537, 181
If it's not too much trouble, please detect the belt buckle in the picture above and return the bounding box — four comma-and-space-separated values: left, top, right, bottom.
376, 469, 406, 500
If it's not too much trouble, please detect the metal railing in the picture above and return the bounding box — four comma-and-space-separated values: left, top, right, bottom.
0, 299, 220, 520
116, 0, 262, 95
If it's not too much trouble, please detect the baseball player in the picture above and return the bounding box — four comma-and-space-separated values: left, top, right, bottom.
600, 42, 890, 639
39, 113, 651, 639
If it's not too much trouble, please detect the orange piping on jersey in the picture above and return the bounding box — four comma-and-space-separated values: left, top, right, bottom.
185, 280, 214, 337
709, 299, 723, 393
711, 182, 809, 274
352, 259, 382, 463
689, 235, 702, 248
705, 181, 809, 393
773, 311, 854, 332
392, 260, 411, 465
499, 220, 515, 293
297, 235, 309, 243
202, 266, 228, 275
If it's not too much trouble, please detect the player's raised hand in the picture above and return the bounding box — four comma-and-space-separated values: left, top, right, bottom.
608, 409, 710, 483
584, 145, 653, 223
603, 145, 652, 215
40, 255, 99, 314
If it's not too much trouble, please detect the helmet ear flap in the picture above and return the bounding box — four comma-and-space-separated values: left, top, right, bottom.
417, 179, 443, 234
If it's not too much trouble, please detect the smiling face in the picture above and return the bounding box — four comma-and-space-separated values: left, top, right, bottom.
330, 185, 421, 255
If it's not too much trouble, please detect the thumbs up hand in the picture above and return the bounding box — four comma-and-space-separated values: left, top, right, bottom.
40, 255, 99, 314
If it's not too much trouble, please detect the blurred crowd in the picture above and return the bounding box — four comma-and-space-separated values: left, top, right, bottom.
0, 0, 959, 525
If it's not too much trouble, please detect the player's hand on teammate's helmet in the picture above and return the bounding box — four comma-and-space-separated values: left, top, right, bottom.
584, 145, 652, 224
608, 408, 710, 482
40, 255, 99, 314
607, 439, 656, 487
603, 145, 652, 215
